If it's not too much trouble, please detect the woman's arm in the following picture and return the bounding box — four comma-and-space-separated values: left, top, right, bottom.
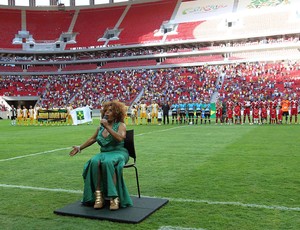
69, 127, 100, 156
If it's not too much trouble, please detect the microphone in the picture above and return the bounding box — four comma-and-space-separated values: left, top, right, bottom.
101, 115, 108, 127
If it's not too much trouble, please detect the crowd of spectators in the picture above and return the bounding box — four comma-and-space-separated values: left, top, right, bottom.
218, 61, 300, 102
1, 61, 300, 111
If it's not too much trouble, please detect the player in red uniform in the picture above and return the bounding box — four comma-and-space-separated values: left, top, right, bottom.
234, 103, 241, 124
290, 97, 298, 124
226, 98, 234, 111
215, 100, 223, 125
251, 99, 259, 123
227, 106, 233, 125
268, 99, 277, 124
252, 106, 260, 124
277, 106, 283, 124
260, 99, 268, 111
242, 98, 252, 124
269, 106, 277, 124
260, 105, 268, 124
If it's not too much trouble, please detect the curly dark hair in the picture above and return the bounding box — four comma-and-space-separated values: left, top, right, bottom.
101, 100, 126, 123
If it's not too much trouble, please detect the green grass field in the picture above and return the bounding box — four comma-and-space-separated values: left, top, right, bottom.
0, 119, 299, 230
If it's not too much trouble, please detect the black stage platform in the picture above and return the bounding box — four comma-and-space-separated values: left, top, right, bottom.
54, 196, 169, 223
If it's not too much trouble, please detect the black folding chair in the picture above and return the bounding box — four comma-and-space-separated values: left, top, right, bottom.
124, 129, 141, 198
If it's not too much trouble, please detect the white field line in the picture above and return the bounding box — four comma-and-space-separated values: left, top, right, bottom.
162, 196, 300, 212
0, 147, 70, 162
0, 184, 82, 194
1, 184, 299, 212
0, 126, 185, 162
135, 125, 187, 137
159, 226, 206, 230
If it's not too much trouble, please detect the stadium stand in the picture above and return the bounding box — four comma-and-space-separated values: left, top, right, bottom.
27, 65, 58, 72
0, 65, 23, 72
0, 8, 22, 49
0, 75, 47, 97
1, 0, 300, 111
108, 0, 177, 45
67, 6, 126, 48
26, 10, 74, 41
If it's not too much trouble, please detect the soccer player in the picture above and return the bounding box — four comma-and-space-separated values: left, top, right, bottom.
268, 99, 277, 124
187, 99, 195, 124
226, 98, 234, 112
67, 104, 73, 125
22, 105, 28, 125
242, 97, 252, 124
139, 100, 148, 125
281, 97, 290, 124
277, 106, 283, 124
178, 100, 187, 124
234, 102, 241, 124
227, 105, 233, 125
157, 109, 163, 125
251, 98, 259, 123
16, 105, 23, 125
170, 102, 179, 124
260, 105, 268, 125
34, 105, 41, 126
203, 100, 211, 124
130, 105, 138, 125
221, 100, 227, 124
10, 104, 17, 126
269, 105, 277, 124
151, 100, 159, 124
28, 105, 35, 125
195, 99, 203, 125
290, 96, 298, 124
252, 106, 260, 125
215, 100, 223, 125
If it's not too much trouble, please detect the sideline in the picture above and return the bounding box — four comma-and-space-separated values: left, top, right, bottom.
1, 183, 299, 212
162, 196, 300, 212
159, 227, 206, 230
135, 125, 187, 136
0, 147, 70, 162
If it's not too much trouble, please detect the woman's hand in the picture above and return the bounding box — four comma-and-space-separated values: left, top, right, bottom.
69, 146, 80, 156
100, 116, 108, 128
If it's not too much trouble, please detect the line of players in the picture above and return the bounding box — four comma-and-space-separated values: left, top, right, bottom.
216, 96, 299, 125
129, 99, 212, 125
129, 96, 299, 125
129, 100, 162, 125
9, 105, 36, 126
10, 104, 74, 126
10, 96, 299, 126
169, 99, 212, 125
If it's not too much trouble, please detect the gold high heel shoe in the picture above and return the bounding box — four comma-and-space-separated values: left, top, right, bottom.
110, 197, 120, 210
94, 190, 104, 209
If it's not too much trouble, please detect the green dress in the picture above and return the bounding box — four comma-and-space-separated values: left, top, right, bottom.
82, 122, 133, 208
